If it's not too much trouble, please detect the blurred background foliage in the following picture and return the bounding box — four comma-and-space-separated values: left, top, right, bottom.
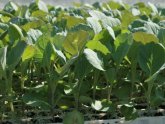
0, 0, 165, 8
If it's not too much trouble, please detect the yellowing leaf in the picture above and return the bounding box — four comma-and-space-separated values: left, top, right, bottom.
133, 32, 158, 44
63, 30, 89, 55
65, 16, 85, 29
86, 40, 110, 55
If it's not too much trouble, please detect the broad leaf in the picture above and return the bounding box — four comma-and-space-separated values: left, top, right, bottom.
133, 32, 158, 44
7, 41, 27, 70
145, 63, 165, 82
158, 28, 165, 46
74, 55, 92, 80
65, 16, 85, 29
112, 33, 133, 66
87, 17, 102, 34
84, 48, 104, 71
91, 100, 102, 111
27, 29, 42, 44
22, 45, 36, 61
63, 30, 89, 55
51, 43, 66, 62
8, 23, 24, 42
86, 40, 110, 55
89, 10, 121, 28
107, 26, 116, 40
148, 2, 158, 14
105, 68, 116, 84
37, 0, 48, 12
4, 1, 18, 13
138, 43, 165, 76
120, 104, 137, 120
23, 92, 50, 110
144, 21, 160, 35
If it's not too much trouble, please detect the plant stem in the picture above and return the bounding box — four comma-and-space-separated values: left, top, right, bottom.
147, 80, 154, 109
48, 77, 58, 116
106, 67, 118, 102
131, 60, 137, 98
107, 83, 113, 102
76, 79, 83, 109
5, 71, 14, 113
93, 70, 99, 100
20, 77, 25, 90
20, 76, 25, 115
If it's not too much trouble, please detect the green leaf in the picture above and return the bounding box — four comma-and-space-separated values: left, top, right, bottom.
37, 0, 48, 12
158, 28, 165, 46
22, 45, 36, 61
151, 87, 165, 106
51, 35, 65, 50
42, 42, 53, 68
148, 2, 158, 14
7, 41, 27, 70
106, 1, 126, 10
138, 43, 165, 76
63, 30, 89, 55
0, 47, 7, 79
89, 10, 106, 20
120, 104, 137, 120
91, 100, 102, 111
59, 55, 78, 76
86, 40, 110, 55
144, 21, 160, 35
0, 47, 7, 70
31, 10, 48, 20
23, 92, 50, 110
63, 110, 84, 124
22, 20, 45, 31
74, 55, 91, 80
89, 10, 121, 28
102, 16, 121, 28
51, 43, 66, 62
131, 8, 140, 16
36, 33, 50, 52
65, 16, 85, 29
135, 2, 152, 15
8, 23, 24, 42
112, 33, 133, 65
105, 68, 116, 83
127, 42, 140, 61
27, 29, 42, 44
79, 96, 92, 104
114, 83, 131, 99
121, 10, 138, 28
133, 32, 159, 44
0, 10, 14, 18
4, 1, 18, 13
87, 17, 102, 34
0, 22, 9, 30
84, 48, 105, 71
145, 63, 165, 82
129, 19, 146, 30
107, 26, 116, 40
